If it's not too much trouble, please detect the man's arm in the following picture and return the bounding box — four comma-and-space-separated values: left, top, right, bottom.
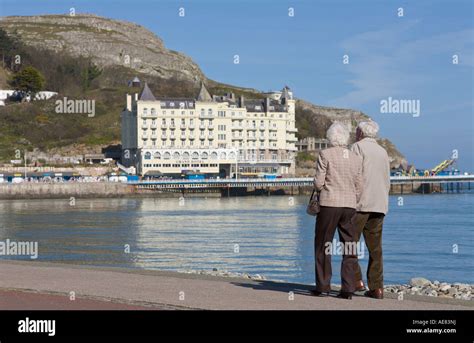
314, 151, 327, 191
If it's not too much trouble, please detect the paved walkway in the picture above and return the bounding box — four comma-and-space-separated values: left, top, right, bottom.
0, 261, 472, 310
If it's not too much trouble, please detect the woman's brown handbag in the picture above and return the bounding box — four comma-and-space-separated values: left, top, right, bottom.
306, 189, 320, 216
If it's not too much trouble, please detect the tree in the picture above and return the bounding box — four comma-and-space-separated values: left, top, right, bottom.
9, 66, 45, 99
0, 28, 24, 71
81, 62, 102, 91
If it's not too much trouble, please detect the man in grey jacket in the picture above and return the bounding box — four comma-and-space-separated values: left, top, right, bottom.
351, 121, 390, 299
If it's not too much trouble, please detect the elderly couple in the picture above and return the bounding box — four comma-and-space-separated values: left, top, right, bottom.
310, 121, 390, 300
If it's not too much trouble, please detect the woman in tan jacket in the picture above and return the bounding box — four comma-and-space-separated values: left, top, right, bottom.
311, 122, 362, 299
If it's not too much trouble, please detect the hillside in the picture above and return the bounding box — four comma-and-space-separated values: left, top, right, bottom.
0, 14, 405, 169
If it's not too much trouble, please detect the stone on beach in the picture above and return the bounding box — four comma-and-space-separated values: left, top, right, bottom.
410, 277, 431, 287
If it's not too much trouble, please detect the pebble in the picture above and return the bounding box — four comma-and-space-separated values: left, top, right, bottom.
384, 278, 472, 301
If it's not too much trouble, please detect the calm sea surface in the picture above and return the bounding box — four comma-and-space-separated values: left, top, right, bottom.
0, 193, 473, 285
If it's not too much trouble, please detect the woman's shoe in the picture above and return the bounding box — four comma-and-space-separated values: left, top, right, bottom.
365, 288, 384, 299
337, 291, 353, 300
310, 289, 330, 297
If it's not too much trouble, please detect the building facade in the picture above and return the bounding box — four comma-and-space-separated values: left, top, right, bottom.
296, 137, 329, 152
121, 83, 298, 177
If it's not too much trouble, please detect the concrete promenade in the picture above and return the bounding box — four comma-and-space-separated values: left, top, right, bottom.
0, 261, 472, 310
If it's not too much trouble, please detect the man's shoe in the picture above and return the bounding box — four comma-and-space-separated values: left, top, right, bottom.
355, 280, 366, 292
310, 289, 330, 297
365, 288, 384, 299
337, 291, 353, 300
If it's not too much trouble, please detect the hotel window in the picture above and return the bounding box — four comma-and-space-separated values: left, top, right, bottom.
170, 102, 175, 107
151, 108, 156, 115
163, 152, 171, 160
143, 108, 148, 115
173, 164, 180, 168
171, 111, 175, 115
162, 118, 166, 124
208, 109, 212, 115
162, 110, 166, 115
201, 109, 205, 116
181, 119, 185, 125
181, 111, 185, 115
144, 152, 151, 160
190, 111, 194, 115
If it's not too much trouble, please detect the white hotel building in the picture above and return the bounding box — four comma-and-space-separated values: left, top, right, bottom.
121, 83, 298, 177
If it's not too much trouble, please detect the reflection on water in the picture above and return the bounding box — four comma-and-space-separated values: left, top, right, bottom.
0, 194, 472, 284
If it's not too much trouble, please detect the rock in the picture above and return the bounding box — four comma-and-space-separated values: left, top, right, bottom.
439, 284, 451, 292
433, 280, 440, 285
448, 287, 458, 295
410, 277, 431, 287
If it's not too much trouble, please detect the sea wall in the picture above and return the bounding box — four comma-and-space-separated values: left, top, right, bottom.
0, 182, 135, 199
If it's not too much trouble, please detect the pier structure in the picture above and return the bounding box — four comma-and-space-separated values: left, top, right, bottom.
129, 174, 474, 195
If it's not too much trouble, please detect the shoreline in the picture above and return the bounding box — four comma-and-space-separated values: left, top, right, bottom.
0, 182, 470, 200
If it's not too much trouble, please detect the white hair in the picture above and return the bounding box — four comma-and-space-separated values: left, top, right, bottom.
358, 121, 379, 138
326, 122, 349, 147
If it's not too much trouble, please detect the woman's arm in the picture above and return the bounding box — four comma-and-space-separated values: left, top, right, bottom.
314, 151, 327, 191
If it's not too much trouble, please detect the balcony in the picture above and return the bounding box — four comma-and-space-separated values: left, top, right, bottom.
161, 134, 167, 140
269, 136, 278, 141
232, 136, 243, 140
169, 123, 176, 130
247, 136, 257, 141
188, 123, 195, 129
180, 134, 187, 140
286, 127, 298, 133
199, 124, 206, 130
286, 136, 298, 142
259, 125, 266, 130
199, 134, 206, 140
142, 134, 148, 140
231, 125, 244, 130
180, 124, 187, 129
150, 123, 157, 130
247, 126, 257, 131
169, 135, 176, 140
208, 134, 214, 140
189, 135, 195, 140
161, 124, 167, 129
141, 124, 148, 130
269, 126, 278, 131
208, 124, 215, 130
150, 133, 158, 140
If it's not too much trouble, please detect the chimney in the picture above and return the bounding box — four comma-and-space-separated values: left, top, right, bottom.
265, 97, 270, 112
240, 95, 245, 108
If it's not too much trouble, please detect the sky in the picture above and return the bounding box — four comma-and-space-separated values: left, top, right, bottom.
1, 0, 473, 171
